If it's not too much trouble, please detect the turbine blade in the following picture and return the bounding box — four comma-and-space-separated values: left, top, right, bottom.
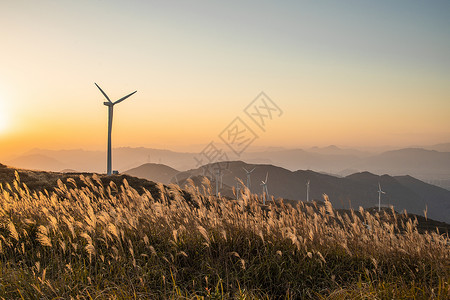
114, 90, 137, 105
95, 83, 111, 102
243, 167, 249, 173
265, 172, 268, 183
250, 167, 256, 173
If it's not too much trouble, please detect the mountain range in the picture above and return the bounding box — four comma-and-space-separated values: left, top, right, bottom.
172, 161, 450, 223
5, 145, 450, 190
1, 162, 449, 232
2, 158, 449, 224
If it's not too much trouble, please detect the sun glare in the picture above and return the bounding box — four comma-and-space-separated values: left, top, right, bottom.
0, 100, 10, 134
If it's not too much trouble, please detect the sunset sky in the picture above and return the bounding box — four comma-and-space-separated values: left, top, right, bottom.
1, 0, 449, 159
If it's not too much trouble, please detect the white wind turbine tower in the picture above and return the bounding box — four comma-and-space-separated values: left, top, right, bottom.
377, 182, 386, 212
215, 168, 222, 196
219, 172, 225, 188
219, 168, 233, 189
261, 172, 269, 205
306, 180, 310, 202
95, 83, 137, 175
235, 181, 241, 200
243, 167, 256, 191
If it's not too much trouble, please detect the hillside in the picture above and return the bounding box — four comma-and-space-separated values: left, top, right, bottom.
0, 163, 160, 197
123, 163, 179, 184
177, 161, 450, 223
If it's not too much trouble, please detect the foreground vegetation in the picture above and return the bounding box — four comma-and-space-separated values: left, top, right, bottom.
0, 172, 449, 299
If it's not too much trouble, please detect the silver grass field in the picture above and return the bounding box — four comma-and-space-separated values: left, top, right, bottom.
0, 172, 448, 299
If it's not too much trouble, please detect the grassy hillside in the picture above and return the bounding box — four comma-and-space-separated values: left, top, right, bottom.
0, 165, 448, 298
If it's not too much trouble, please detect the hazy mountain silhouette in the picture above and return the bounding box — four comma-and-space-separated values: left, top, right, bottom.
8, 149, 104, 172
7, 147, 196, 173
6, 146, 450, 190
123, 163, 179, 184
347, 148, 450, 180
7, 154, 66, 172
425, 142, 450, 152
240, 148, 361, 172
308, 145, 370, 156
177, 161, 450, 223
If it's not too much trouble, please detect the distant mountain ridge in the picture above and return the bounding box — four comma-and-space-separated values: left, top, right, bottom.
5, 145, 450, 190
350, 148, 450, 176
123, 163, 179, 184
7, 147, 196, 173
425, 142, 450, 152
7, 154, 66, 172
174, 161, 450, 223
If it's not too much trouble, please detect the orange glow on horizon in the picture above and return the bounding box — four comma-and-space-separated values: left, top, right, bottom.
1, 1, 449, 159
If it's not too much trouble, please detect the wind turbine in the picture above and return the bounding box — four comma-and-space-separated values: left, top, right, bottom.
95, 83, 137, 175
219, 168, 233, 189
219, 172, 225, 188
306, 180, 310, 202
236, 181, 241, 200
377, 182, 386, 212
261, 172, 269, 205
243, 167, 256, 191
215, 167, 222, 196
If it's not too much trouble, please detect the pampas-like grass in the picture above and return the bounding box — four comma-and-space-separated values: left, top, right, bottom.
0, 174, 448, 299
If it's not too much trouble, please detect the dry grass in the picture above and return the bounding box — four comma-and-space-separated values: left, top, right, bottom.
0, 172, 448, 299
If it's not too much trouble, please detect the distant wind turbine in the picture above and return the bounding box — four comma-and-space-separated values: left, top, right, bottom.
261, 172, 269, 205
95, 83, 137, 175
219, 172, 225, 188
306, 180, 310, 202
377, 182, 386, 212
215, 167, 222, 196
243, 167, 256, 190
236, 181, 241, 200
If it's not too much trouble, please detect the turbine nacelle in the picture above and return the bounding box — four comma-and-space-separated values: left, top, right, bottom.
378, 182, 386, 194
243, 166, 256, 190
377, 182, 386, 212
261, 172, 269, 185
96, 82, 136, 106
243, 167, 256, 174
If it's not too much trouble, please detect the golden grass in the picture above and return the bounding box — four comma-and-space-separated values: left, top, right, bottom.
0, 171, 448, 299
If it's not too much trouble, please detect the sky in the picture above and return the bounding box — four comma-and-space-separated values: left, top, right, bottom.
1, 0, 449, 159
